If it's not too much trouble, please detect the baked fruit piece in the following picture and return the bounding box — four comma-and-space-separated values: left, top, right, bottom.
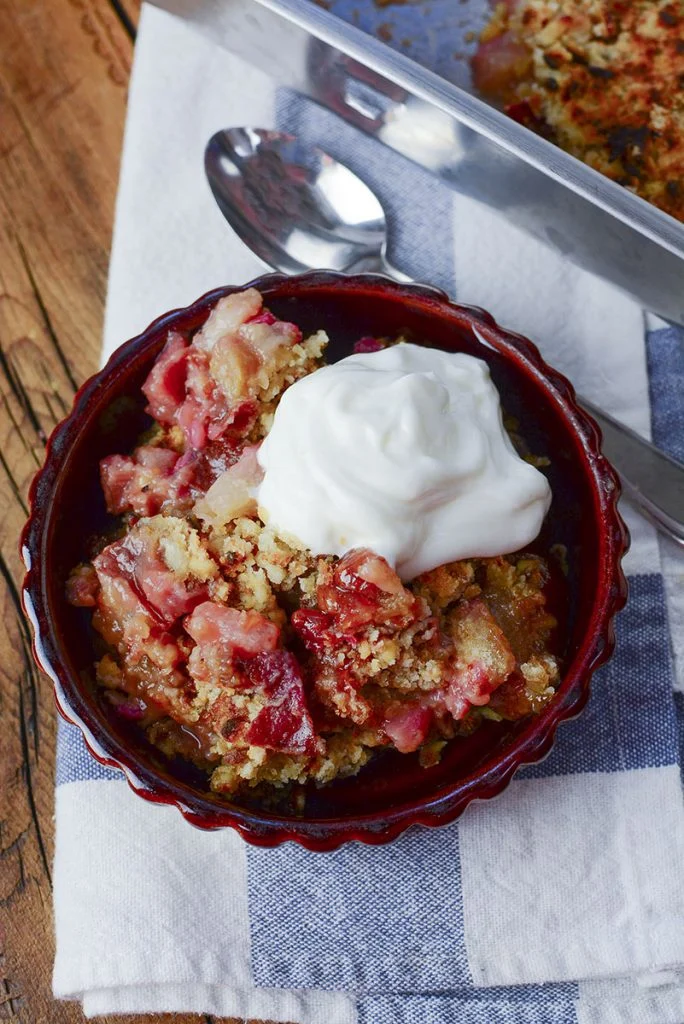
472, 0, 684, 221
67, 288, 561, 799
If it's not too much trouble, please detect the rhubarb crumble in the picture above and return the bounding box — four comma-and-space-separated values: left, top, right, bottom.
67, 288, 560, 799
472, 0, 684, 221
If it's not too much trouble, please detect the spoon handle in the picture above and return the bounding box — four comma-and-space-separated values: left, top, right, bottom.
379, 255, 413, 284
379, 262, 684, 544
579, 399, 684, 546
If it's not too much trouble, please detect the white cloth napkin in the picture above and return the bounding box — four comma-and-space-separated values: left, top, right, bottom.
53, 4, 684, 1021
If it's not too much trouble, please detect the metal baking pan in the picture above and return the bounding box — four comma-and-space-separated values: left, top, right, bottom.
157, 0, 684, 323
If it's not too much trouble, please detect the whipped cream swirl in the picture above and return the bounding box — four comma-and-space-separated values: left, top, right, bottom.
256, 343, 551, 581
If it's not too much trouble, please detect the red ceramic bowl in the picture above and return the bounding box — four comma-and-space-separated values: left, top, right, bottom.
21, 272, 628, 851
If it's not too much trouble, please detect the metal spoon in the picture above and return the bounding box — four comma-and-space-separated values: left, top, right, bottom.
205, 127, 684, 546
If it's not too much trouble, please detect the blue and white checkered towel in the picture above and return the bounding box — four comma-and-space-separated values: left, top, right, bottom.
52, 5, 684, 1021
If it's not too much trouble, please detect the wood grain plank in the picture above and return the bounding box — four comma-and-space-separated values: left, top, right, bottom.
106, 0, 139, 39
0, 0, 273, 1021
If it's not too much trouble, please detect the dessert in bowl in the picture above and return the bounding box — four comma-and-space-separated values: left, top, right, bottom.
21, 272, 627, 849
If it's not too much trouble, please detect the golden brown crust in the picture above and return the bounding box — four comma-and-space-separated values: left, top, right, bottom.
474, 0, 684, 220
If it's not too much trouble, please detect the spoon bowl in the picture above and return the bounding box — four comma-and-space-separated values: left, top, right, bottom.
205, 128, 391, 275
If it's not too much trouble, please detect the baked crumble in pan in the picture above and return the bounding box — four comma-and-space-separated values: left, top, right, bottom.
473, 0, 684, 221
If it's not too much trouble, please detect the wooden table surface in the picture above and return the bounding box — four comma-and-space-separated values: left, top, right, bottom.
0, 2, 263, 1021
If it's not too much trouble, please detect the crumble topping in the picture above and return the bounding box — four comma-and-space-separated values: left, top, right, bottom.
68, 288, 560, 800
473, 0, 684, 220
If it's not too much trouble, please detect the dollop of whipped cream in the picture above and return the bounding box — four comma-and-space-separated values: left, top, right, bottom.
256, 343, 551, 581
